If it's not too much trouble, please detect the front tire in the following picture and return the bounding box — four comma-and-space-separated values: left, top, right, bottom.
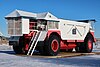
13, 37, 25, 54
44, 35, 60, 56
13, 45, 24, 54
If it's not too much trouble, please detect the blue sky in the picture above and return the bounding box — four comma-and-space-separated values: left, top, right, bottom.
0, 0, 100, 38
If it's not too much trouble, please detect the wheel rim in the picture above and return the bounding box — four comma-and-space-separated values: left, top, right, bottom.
88, 39, 92, 50
51, 39, 59, 52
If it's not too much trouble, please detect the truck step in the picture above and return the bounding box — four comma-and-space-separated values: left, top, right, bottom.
27, 31, 42, 56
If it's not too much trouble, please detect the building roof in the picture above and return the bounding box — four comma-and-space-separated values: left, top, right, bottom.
5, 10, 37, 18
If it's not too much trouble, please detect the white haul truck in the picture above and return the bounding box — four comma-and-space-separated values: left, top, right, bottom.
5, 10, 96, 56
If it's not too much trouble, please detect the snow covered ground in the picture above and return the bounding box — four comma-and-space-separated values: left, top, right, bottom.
0, 44, 100, 67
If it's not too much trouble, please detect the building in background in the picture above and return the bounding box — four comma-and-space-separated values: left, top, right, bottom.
0, 32, 8, 45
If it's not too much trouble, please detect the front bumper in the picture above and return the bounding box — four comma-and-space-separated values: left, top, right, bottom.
9, 41, 19, 46
9, 36, 20, 46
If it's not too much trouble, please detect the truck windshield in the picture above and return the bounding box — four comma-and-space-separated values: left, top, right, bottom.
47, 21, 59, 29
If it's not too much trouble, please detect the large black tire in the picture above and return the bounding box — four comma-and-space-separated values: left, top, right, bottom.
44, 35, 60, 56
84, 34, 93, 53
13, 37, 26, 54
75, 34, 93, 53
13, 45, 24, 54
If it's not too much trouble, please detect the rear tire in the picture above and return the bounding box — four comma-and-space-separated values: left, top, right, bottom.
75, 34, 93, 53
84, 34, 93, 53
44, 35, 60, 56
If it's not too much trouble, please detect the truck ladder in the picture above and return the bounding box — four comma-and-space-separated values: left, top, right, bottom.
27, 31, 42, 56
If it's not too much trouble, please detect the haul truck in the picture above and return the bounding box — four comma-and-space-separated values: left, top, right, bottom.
5, 10, 96, 56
